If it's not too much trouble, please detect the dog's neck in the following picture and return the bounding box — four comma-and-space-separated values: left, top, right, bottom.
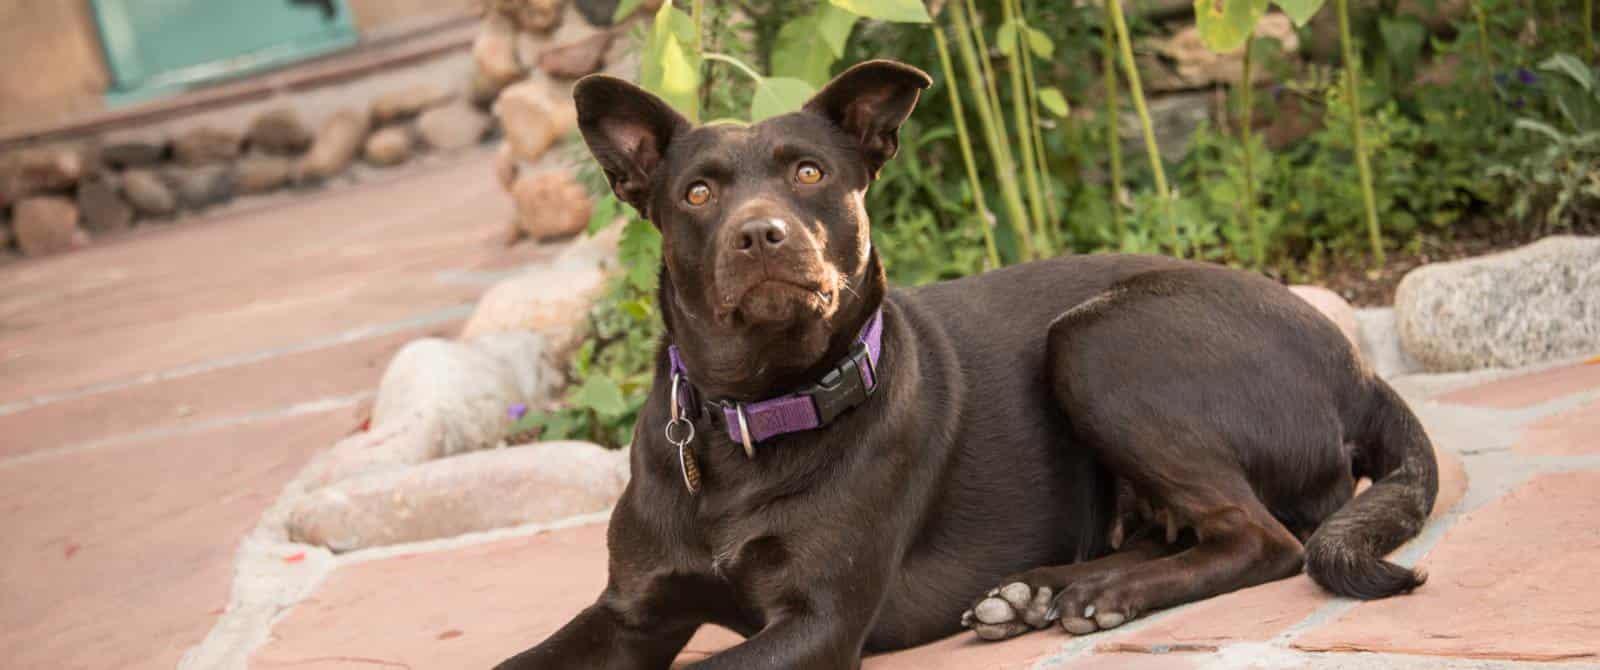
661, 252, 888, 402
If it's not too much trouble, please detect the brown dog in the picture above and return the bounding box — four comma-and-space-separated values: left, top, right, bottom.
494, 60, 1438, 669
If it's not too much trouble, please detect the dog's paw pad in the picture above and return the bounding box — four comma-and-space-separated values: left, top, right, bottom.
973, 597, 1016, 624
973, 621, 1032, 641
1060, 616, 1099, 635
964, 582, 1057, 642
1095, 611, 1127, 629
1057, 604, 1130, 636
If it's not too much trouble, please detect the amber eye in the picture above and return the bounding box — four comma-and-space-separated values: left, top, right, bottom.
685, 181, 711, 206
796, 161, 824, 185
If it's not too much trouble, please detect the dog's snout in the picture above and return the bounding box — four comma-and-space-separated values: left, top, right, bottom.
734, 218, 788, 252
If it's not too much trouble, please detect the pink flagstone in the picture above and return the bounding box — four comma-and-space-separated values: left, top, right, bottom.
1293, 471, 1600, 661
1436, 359, 1600, 409
1515, 397, 1600, 455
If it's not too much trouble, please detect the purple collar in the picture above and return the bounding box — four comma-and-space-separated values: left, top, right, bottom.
667, 308, 884, 454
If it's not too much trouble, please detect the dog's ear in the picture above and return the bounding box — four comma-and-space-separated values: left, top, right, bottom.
574, 75, 691, 216
803, 60, 933, 178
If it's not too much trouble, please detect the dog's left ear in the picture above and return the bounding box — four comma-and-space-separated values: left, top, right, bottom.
803, 60, 933, 178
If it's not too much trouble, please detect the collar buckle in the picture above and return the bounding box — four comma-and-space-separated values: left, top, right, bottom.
804, 340, 876, 425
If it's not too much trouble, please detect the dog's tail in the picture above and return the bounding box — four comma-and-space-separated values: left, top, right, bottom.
1306, 378, 1439, 599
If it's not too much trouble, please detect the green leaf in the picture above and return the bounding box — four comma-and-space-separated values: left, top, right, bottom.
771, 5, 857, 87
612, 0, 648, 22
750, 77, 817, 122
1026, 26, 1054, 58
639, 2, 701, 122
1514, 118, 1568, 143
618, 217, 661, 292
586, 193, 620, 236
829, 0, 932, 23
1377, 16, 1425, 74
816, 4, 858, 57
1193, 0, 1268, 53
1037, 86, 1070, 117
1272, 0, 1325, 26
996, 20, 1019, 55
569, 374, 629, 417
1539, 53, 1597, 93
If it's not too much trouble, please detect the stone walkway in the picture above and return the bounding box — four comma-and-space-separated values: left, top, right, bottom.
3, 149, 1598, 668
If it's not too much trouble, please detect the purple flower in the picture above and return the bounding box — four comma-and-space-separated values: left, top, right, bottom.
1517, 68, 1537, 85
508, 403, 529, 420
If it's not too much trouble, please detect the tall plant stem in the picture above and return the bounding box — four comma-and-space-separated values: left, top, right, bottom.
1585, 0, 1595, 56
1002, 0, 1050, 250
1020, 40, 1062, 240
1106, 0, 1176, 249
1337, 0, 1386, 265
1101, 2, 1124, 241
1472, 2, 1494, 89
932, 27, 1002, 269
691, 0, 704, 52
951, 0, 1035, 259
1240, 41, 1261, 269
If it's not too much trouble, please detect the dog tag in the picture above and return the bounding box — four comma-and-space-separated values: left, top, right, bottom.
678, 443, 702, 495
666, 372, 699, 494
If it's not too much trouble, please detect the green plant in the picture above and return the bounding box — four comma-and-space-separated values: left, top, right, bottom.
1489, 54, 1600, 229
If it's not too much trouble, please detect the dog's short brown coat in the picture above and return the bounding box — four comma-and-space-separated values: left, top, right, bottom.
495, 61, 1437, 669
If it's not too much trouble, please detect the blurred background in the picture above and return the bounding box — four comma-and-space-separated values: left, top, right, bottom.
0, 2, 1596, 669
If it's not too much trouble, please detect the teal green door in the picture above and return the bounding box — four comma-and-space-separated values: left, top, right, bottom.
93, 0, 357, 105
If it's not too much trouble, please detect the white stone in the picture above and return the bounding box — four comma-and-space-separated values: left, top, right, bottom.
1395, 236, 1600, 372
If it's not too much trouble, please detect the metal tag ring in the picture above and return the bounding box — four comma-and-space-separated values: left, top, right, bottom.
665, 417, 695, 447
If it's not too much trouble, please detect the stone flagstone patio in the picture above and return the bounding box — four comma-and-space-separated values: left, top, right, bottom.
2, 148, 1597, 669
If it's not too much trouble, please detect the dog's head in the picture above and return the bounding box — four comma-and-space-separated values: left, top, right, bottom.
574, 60, 930, 396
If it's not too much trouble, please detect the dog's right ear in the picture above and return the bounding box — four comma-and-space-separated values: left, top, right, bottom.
574, 75, 692, 217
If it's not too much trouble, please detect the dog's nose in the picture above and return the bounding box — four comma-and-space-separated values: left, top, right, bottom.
734, 218, 788, 251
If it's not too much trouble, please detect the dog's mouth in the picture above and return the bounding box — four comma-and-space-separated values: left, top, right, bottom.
718, 272, 840, 327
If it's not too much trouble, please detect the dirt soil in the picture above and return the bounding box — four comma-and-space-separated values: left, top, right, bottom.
1304, 218, 1599, 307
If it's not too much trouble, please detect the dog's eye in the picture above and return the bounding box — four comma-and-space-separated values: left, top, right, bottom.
685, 182, 712, 206
795, 162, 824, 185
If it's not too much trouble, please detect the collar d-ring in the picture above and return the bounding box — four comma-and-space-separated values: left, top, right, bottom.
734, 403, 756, 459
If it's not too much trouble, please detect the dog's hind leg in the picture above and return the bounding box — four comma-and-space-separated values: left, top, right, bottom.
1042, 468, 1304, 635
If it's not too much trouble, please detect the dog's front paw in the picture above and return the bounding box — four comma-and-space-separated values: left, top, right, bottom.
960, 582, 1058, 641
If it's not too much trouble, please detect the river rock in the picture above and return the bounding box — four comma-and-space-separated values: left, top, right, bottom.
364, 126, 415, 166
1142, 14, 1299, 92
417, 103, 491, 151
492, 0, 567, 33
370, 84, 457, 125
474, 14, 526, 87
494, 76, 576, 162
460, 261, 610, 357
538, 31, 613, 78
1, 145, 84, 200
122, 169, 177, 217
172, 126, 243, 165
13, 197, 88, 256
511, 169, 591, 240
296, 108, 371, 184
76, 175, 134, 233
246, 107, 314, 155
371, 332, 559, 459
1395, 236, 1600, 372
1288, 285, 1359, 351
168, 165, 236, 210
101, 140, 167, 169
235, 154, 293, 194
286, 441, 628, 552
